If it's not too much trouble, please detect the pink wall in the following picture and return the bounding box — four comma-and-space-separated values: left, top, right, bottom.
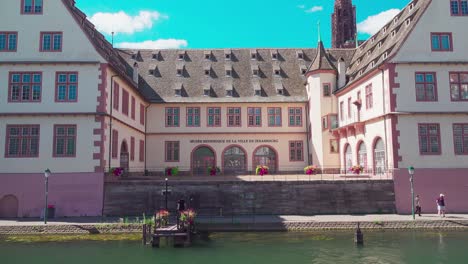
0, 172, 103, 218
394, 168, 468, 214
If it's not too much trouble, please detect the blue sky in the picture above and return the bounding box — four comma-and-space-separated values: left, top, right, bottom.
75, 0, 411, 49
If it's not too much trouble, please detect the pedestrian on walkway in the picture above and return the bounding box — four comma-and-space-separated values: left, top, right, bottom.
415, 195, 422, 217
436, 194, 446, 217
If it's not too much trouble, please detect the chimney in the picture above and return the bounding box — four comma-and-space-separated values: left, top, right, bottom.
133, 62, 139, 84
337, 58, 346, 89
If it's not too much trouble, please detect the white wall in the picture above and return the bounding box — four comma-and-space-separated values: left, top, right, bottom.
0, 0, 104, 62
0, 116, 100, 173
397, 114, 468, 169
393, 0, 468, 63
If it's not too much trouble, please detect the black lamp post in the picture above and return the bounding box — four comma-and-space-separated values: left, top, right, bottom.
408, 166, 415, 220
44, 168, 51, 225
165, 178, 168, 211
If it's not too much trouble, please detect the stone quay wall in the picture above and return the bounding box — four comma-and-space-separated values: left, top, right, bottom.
103, 180, 396, 217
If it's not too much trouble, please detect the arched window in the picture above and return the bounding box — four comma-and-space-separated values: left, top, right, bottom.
344, 144, 352, 171
253, 146, 277, 173
373, 138, 386, 175
357, 141, 367, 169
223, 146, 246, 175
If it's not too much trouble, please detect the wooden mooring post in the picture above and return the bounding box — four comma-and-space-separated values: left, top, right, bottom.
354, 222, 364, 246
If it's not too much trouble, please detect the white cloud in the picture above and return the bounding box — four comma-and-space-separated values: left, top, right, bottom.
115, 39, 188, 49
89, 11, 166, 35
297, 5, 306, 9
305, 6, 323, 13
357, 9, 401, 35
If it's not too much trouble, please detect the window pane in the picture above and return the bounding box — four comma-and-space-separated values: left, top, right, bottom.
425, 73, 434, 83
67, 138, 75, 155
450, 73, 459, 83
0, 34, 5, 50
22, 85, 30, 100
415, 74, 424, 83
35, 0, 43, 13
42, 35, 51, 50
461, 85, 468, 100
23, 74, 31, 83
58, 85, 66, 100
461, 73, 468, 83
431, 35, 440, 50
12, 74, 20, 83
451, 84, 460, 100
69, 85, 77, 100
8, 34, 17, 50
56, 138, 65, 155
441, 35, 450, 50
32, 85, 41, 100
426, 84, 435, 100
53, 34, 62, 50
24, 0, 32, 12
67, 127, 75, 135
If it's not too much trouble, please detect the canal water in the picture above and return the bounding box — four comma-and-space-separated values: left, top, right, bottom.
1, 231, 468, 264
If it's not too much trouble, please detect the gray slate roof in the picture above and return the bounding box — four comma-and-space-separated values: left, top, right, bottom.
308, 41, 338, 72
344, 0, 430, 88
118, 48, 354, 103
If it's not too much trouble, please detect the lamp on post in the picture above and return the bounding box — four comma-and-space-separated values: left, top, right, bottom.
165, 178, 168, 211
408, 166, 415, 220
44, 168, 51, 225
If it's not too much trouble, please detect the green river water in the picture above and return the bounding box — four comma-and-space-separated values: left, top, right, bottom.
1, 231, 468, 264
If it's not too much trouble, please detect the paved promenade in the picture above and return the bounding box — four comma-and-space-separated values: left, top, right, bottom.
1, 214, 467, 226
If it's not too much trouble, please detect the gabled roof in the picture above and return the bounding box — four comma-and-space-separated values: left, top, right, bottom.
307, 41, 338, 73
118, 48, 355, 103
61, 0, 150, 101
342, 0, 431, 89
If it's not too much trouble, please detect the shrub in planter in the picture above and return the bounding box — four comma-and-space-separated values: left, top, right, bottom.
207, 166, 220, 176
165, 167, 179, 176
256, 165, 269, 176
349, 165, 364, 175
304, 165, 318, 175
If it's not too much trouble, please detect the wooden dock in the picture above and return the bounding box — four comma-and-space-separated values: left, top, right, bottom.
143, 223, 193, 248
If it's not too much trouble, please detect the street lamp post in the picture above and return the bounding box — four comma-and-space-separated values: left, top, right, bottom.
44, 168, 51, 225
408, 166, 415, 220
165, 178, 168, 211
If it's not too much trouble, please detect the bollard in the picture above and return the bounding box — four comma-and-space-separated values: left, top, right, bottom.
354, 222, 364, 246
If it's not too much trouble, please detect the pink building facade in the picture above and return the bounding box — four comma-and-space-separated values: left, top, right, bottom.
1, 0, 467, 217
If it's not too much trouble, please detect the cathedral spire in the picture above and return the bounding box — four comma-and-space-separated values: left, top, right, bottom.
331, 0, 357, 48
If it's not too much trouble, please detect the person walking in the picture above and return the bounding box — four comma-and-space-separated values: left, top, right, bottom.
436, 194, 446, 217
415, 195, 422, 217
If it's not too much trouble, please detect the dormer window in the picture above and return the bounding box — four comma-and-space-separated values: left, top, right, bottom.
225, 65, 232, 77
152, 52, 162, 60
393, 17, 399, 25
254, 90, 261, 96
203, 87, 211, 96
226, 89, 233, 97
357, 59, 361, 66
149, 69, 154, 75
204, 51, 212, 60
204, 69, 211, 76
382, 27, 387, 34
301, 67, 307, 75
22, 0, 43, 14
391, 30, 397, 38
175, 88, 182, 97
359, 70, 364, 76
297, 50, 304, 60
370, 61, 376, 68
405, 18, 411, 27
383, 52, 388, 60
274, 68, 281, 76
178, 51, 186, 60
252, 65, 259, 77
370, 37, 375, 44
366, 50, 372, 57
272, 50, 278, 60
251, 50, 258, 60
176, 67, 183, 76
131, 54, 137, 60
253, 81, 261, 96
378, 42, 382, 49
409, 3, 414, 12
225, 50, 232, 60
275, 82, 284, 95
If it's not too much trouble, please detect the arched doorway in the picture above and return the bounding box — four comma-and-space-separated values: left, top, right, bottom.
357, 141, 367, 169
373, 138, 386, 175
223, 145, 247, 175
192, 145, 216, 175
0, 195, 19, 218
253, 146, 277, 173
344, 144, 352, 173
120, 140, 129, 172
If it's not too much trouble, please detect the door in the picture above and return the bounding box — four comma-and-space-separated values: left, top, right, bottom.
192, 146, 215, 175
0, 195, 19, 218
253, 146, 277, 173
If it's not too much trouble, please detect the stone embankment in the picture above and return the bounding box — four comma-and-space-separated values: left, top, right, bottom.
1, 220, 468, 235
